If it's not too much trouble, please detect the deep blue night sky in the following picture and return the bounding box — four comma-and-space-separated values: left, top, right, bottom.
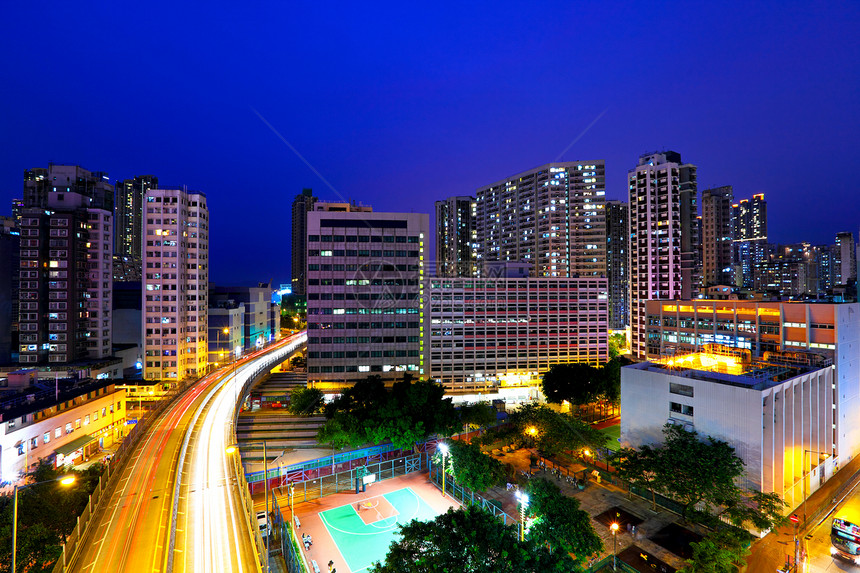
1, 1, 858, 286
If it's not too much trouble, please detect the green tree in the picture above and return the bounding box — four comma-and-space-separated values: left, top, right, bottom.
658, 425, 744, 517
678, 528, 751, 573
541, 364, 604, 406
458, 402, 498, 433
608, 332, 627, 358
318, 375, 460, 451
510, 404, 606, 457
0, 461, 105, 573
368, 506, 566, 573
609, 445, 662, 511
288, 386, 324, 415
441, 439, 505, 492
527, 478, 602, 568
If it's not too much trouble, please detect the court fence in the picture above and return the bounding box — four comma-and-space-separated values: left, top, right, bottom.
427, 458, 517, 526
272, 452, 427, 506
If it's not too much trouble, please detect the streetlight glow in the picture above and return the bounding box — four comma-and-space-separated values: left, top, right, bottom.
610, 522, 619, 571
60, 475, 76, 486
515, 490, 529, 542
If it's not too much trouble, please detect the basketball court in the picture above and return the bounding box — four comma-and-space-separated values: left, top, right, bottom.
271, 472, 459, 573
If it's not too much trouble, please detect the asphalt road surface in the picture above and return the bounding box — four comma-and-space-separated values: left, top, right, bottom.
68, 333, 306, 573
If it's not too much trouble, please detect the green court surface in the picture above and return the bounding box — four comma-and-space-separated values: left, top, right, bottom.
319, 487, 440, 572
599, 424, 621, 452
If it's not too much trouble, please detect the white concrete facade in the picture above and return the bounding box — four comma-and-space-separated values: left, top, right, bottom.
644, 301, 860, 466
621, 360, 836, 510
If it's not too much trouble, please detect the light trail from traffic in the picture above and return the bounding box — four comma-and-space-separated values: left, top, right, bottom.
68, 332, 306, 573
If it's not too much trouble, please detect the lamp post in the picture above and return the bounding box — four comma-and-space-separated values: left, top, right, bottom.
288, 481, 295, 537
610, 522, 619, 571
515, 490, 529, 542
227, 441, 269, 573
13, 475, 76, 573
437, 442, 449, 498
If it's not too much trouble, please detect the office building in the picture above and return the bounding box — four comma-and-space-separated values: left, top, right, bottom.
290, 189, 317, 297
114, 175, 158, 280
701, 186, 734, 286
305, 211, 428, 385
605, 200, 629, 329
18, 165, 114, 364
435, 196, 477, 277
835, 232, 857, 286
429, 274, 608, 393
628, 151, 698, 358
141, 187, 209, 381
732, 193, 768, 288
475, 161, 606, 278
621, 347, 835, 508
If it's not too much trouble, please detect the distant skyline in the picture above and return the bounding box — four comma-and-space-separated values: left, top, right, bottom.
1, 1, 858, 286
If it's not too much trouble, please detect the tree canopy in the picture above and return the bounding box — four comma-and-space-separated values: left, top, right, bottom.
368, 506, 567, 573
610, 424, 786, 530
318, 375, 460, 450
509, 404, 607, 457
527, 478, 603, 568
440, 439, 505, 492
458, 402, 498, 432
288, 386, 324, 415
541, 357, 631, 406
0, 462, 105, 573
678, 528, 752, 573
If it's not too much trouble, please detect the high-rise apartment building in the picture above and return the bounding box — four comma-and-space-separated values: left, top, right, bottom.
475, 161, 606, 277
627, 151, 698, 358
731, 193, 768, 288
115, 175, 158, 280
835, 232, 857, 286
435, 196, 477, 277
701, 186, 734, 286
18, 165, 114, 364
305, 211, 428, 385
290, 189, 317, 297
141, 187, 209, 381
605, 200, 629, 329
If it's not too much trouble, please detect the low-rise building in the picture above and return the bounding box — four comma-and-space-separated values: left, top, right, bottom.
621, 346, 835, 509
0, 380, 126, 481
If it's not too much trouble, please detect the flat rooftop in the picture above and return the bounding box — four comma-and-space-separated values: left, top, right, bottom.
633, 347, 830, 391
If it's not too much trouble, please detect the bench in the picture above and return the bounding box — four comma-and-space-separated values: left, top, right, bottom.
294, 515, 301, 528
311, 560, 320, 573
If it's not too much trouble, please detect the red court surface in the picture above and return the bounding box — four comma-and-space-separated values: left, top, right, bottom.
268, 471, 460, 573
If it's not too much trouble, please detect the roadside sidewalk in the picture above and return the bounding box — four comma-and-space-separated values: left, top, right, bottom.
746, 453, 860, 571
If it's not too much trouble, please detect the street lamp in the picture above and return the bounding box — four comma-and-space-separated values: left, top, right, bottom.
227, 441, 269, 573
13, 475, 76, 573
515, 491, 529, 542
437, 442, 449, 498
610, 522, 619, 571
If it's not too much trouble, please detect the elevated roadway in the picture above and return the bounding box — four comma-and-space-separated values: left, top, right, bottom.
67, 332, 306, 573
